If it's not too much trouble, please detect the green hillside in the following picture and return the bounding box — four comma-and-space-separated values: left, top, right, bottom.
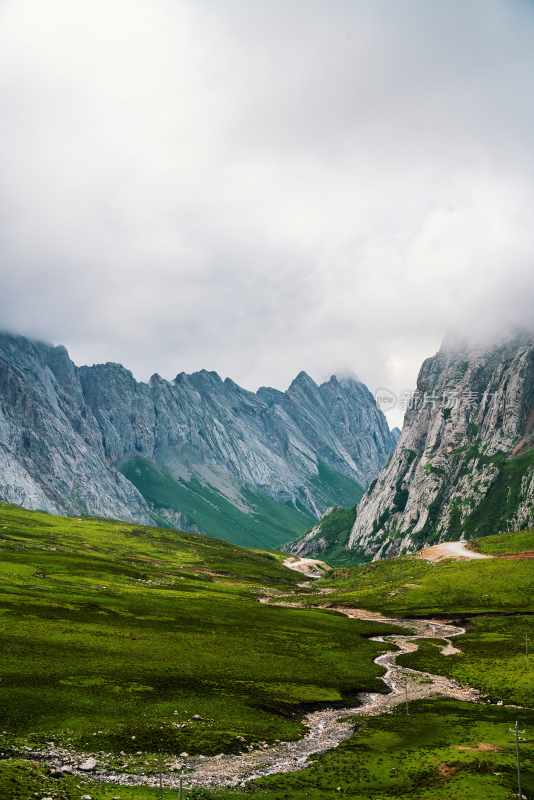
286, 505, 366, 566
120, 457, 362, 549
458, 447, 534, 538
309, 462, 364, 509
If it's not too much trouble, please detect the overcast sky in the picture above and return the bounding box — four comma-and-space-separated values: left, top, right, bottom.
2, 0, 534, 426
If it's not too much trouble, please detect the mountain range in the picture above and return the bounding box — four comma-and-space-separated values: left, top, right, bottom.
0, 332, 397, 547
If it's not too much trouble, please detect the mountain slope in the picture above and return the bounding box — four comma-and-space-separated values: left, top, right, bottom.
349, 333, 534, 558
0, 332, 396, 546
120, 456, 316, 548
283, 504, 361, 565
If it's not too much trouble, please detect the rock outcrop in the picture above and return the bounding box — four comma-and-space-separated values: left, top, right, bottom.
284, 504, 359, 564
349, 333, 534, 558
0, 332, 396, 546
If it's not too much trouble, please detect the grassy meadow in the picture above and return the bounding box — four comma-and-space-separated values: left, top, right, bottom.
218, 700, 534, 800
312, 533, 534, 616
1, 504, 533, 800
308, 529, 534, 704
0, 503, 396, 798
5, 701, 533, 800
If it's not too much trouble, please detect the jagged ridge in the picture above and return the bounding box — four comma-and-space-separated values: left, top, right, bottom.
0, 332, 396, 546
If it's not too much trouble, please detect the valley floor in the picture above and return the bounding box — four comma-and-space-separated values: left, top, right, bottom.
0, 506, 533, 799
23, 607, 478, 791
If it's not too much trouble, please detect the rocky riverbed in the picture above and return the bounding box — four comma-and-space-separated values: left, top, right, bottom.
25, 605, 479, 790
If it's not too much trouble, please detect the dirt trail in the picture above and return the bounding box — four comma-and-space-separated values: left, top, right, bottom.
420, 540, 492, 562
42, 602, 478, 791
282, 555, 331, 578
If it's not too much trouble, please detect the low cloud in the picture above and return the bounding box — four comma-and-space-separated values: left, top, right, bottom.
1, 0, 533, 426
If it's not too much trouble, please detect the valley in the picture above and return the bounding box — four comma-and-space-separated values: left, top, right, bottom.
3, 3, 534, 797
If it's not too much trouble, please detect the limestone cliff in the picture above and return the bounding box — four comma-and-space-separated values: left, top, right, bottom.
349, 334, 534, 558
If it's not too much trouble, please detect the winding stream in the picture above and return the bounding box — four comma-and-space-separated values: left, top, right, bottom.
42, 604, 480, 790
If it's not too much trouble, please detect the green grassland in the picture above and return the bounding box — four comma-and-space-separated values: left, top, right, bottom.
474, 528, 534, 555
214, 700, 534, 800
309, 530, 534, 704
0, 503, 398, 795
230, 529, 532, 800
313, 537, 534, 616
368, 531, 534, 710
2, 505, 533, 800
399, 613, 534, 706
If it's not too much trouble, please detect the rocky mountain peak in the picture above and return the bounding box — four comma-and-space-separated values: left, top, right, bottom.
288, 370, 319, 395
348, 334, 534, 559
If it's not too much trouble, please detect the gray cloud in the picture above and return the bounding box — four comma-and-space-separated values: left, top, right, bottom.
1, 0, 534, 426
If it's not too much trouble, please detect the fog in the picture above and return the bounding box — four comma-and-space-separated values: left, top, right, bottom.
1, 0, 534, 425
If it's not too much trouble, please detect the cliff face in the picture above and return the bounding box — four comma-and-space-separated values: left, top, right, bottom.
0, 335, 151, 522
349, 334, 534, 558
0, 333, 396, 546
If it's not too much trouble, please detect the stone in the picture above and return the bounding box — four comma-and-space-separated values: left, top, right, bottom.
49, 767, 65, 778
78, 757, 97, 771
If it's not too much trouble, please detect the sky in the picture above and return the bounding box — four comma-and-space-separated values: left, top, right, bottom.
1, 1, 534, 426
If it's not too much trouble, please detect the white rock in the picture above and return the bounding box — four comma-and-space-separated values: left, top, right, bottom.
78, 757, 97, 771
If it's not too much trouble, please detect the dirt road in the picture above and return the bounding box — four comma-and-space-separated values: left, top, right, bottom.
420, 540, 492, 562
